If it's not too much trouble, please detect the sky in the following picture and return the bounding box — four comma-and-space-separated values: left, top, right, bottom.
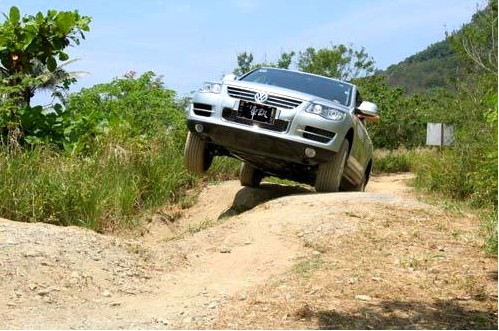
0, 0, 482, 99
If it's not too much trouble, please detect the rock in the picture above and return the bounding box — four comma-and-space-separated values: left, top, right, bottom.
102, 290, 112, 297
371, 276, 383, 282
110, 302, 121, 307
347, 277, 358, 285
37, 287, 59, 296
355, 295, 371, 301
155, 317, 169, 325
24, 250, 43, 258
69, 271, 81, 285
207, 301, 218, 309
219, 246, 231, 253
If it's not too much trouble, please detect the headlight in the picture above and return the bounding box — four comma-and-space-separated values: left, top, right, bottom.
199, 82, 222, 94
305, 102, 345, 121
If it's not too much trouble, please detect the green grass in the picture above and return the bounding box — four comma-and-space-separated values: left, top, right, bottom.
482, 209, 498, 256
373, 148, 414, 174
292, 256, 326, 277
0, 136, 197, 232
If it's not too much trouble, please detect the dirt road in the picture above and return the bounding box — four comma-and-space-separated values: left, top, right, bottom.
0, 174, 497, 329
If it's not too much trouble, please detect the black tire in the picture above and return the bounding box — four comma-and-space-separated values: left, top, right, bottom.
315, 140, 349, 193
240, 162, 263, 187
354, 162, 371, 192
353, 175, 367, 192
184, 132, 212, 174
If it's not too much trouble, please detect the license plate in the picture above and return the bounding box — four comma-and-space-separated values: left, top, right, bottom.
237, 100, 276, 124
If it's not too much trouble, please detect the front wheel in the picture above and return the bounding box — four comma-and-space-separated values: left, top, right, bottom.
240, 162, 263, 187
184, 132, 212, 174
353, 174, 367, 192
315, 140, 349, 193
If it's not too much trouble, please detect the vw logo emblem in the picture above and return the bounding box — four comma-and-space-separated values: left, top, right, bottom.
254, 91, 268, 104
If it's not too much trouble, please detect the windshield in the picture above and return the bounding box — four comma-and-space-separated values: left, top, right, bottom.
240, 68, 353, 107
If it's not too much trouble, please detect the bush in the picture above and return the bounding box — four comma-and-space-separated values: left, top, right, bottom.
373, 148, 413, 174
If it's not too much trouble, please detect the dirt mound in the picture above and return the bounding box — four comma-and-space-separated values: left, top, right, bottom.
0, 174, 496, 329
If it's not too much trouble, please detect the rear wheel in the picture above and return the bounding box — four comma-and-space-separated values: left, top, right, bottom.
240, 162, 263, 187
315, 140, 349, 192
184, 132, 212, 174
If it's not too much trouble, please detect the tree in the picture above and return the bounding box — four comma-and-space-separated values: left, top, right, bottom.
297, 45, 375, 80
234, 44, 375, 81
0, 6, 91, 106
233, 51, 296, 76
61, 71, 183, 155
449, 0, 497, 76
0, 6, 90, 146
276, 51, 295, 69
354, 74, 427, 149
233, 52, 256, 76
32, 58, 89, 106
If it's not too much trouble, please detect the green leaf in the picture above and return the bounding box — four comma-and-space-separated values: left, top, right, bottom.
55, 12, 76, 35
58, 51, 69, 61
47, 56, 57, 72
9, 6, 20, 24
36, 12, 44, 23
53, 103, 63, 115
47, 9, 58, 19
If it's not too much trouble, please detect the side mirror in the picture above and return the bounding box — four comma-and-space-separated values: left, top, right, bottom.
222, 74, 237, 82
355, 101, 379, 123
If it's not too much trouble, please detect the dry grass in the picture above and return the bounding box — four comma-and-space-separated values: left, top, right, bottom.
212, 202, 498, 330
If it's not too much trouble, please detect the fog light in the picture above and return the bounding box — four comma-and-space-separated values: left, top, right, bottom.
305, 147, 316, 158
194, 124, 204, 133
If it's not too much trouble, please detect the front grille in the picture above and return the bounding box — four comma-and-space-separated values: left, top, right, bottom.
227, 86, 302, 109
222, 108, 288, 132
302, 126, 335, 143
193, 103, 213, 117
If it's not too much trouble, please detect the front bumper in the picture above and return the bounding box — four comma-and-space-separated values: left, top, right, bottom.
187, 120, 335, 166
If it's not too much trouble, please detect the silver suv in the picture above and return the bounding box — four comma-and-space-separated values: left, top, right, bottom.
184, 67, 378, 192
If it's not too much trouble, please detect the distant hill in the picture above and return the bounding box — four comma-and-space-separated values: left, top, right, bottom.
382, 0, 497, 96
382, 38, 462, 95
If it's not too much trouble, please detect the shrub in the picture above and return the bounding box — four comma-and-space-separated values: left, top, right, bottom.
373, 148, 413, 174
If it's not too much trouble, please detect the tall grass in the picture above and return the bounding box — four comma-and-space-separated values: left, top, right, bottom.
0, 135, 196, 232
373, 148, 414, 174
